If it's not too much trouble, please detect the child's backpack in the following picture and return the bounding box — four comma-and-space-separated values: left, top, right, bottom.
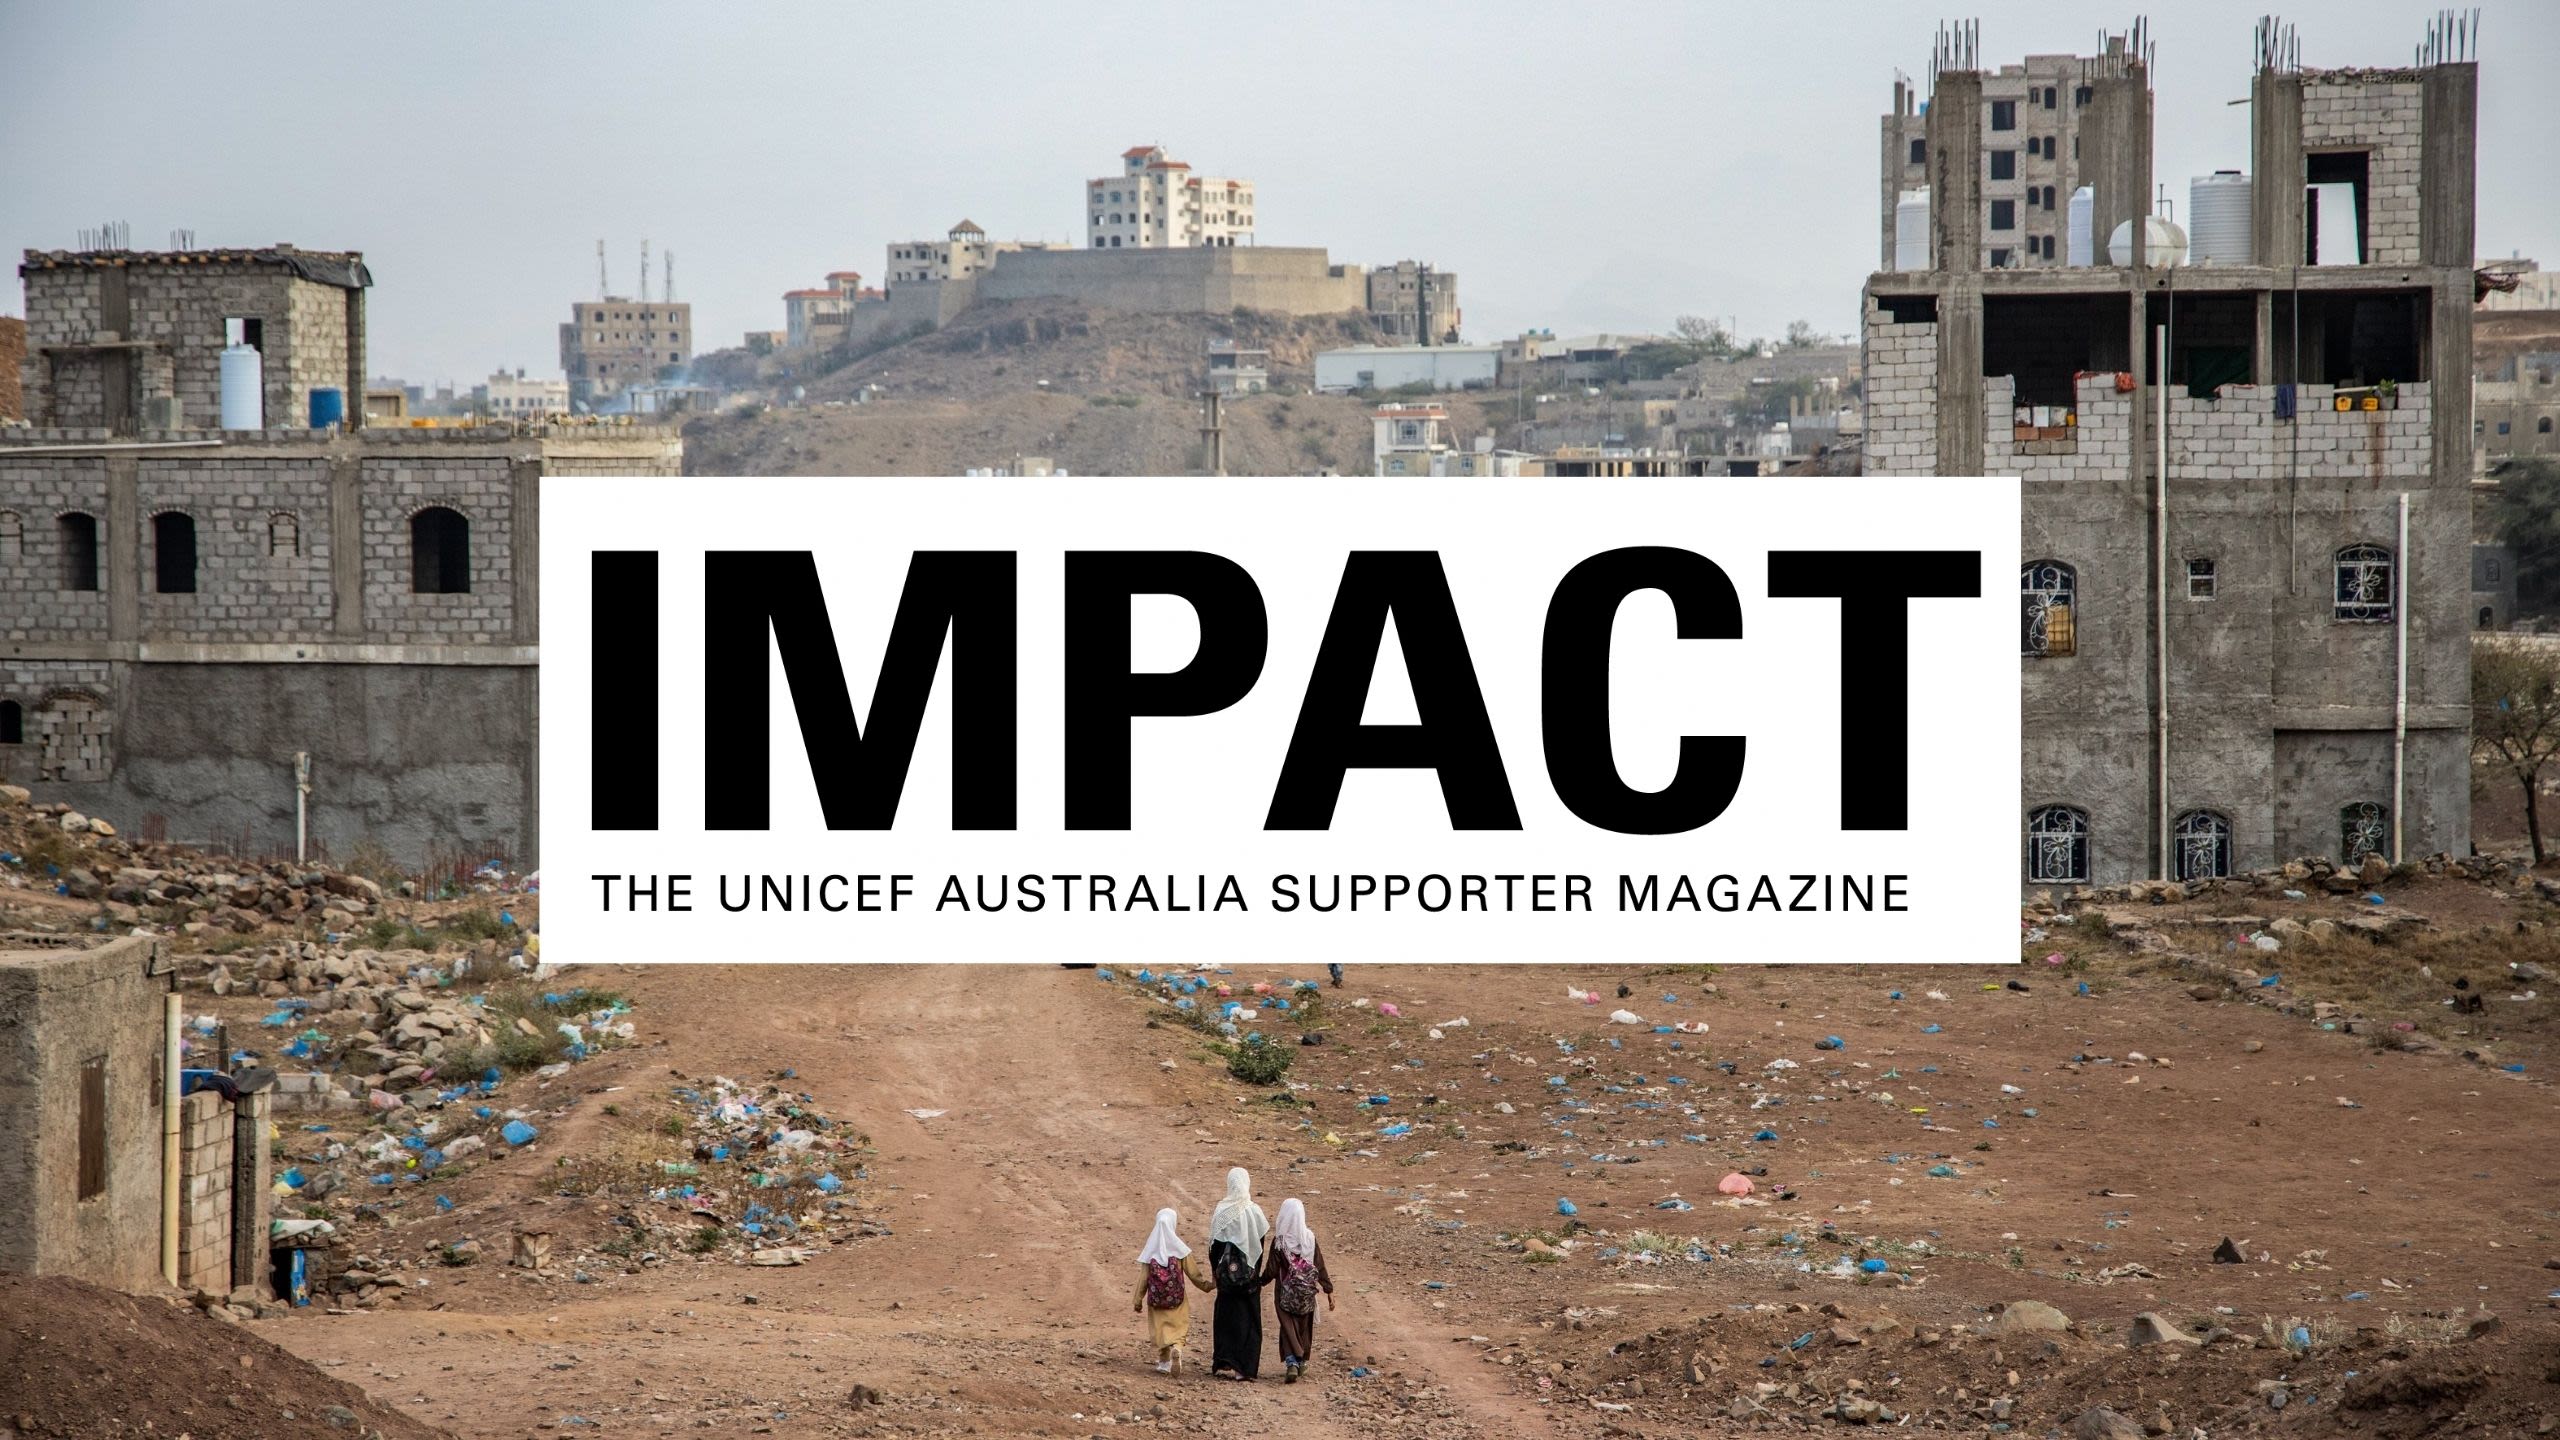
1144, 1258, 1186, 1310
1214, 1245, 1258, 1290
1276, 1250, 1319, 1315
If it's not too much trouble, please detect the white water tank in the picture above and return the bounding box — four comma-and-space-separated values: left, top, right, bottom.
2066, 187, 2095, 266
2107, 215, 2189, 268
2188, 171, 2253, 264
219, 344, 264, 430
1893, 189, 1931, 271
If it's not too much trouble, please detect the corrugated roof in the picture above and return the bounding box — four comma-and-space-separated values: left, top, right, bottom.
19, 245, 371, 290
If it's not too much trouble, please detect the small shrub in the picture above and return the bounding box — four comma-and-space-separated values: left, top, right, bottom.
1225, 1038, 1293, 1086
686, 1226, 723, 1254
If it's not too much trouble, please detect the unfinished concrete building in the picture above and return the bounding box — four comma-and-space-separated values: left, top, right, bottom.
1367, 261, 1461, 345
3, 245, 683, 867
1864, 20, 2478, 885
560, 296, 692, 408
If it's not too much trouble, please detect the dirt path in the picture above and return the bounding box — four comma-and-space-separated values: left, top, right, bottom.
270, 964, 1520, 1438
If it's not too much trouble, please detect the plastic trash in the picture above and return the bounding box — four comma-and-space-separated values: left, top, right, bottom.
1815, 1035, 1844, 1050
1859, 1258, 1889, 1274
501, 1119, 539, 1146
1608, 1009, 1644, 1026
1556, 1197, 1579, 1216
1926, 1163, 1956, 1177
1751, 1128, 1778, 1142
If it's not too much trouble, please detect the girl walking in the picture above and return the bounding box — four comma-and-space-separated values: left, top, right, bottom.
1261, 1197, 1335, 1382
1131, 1207, 1212, 1376
1206, 1166, 1271, 1380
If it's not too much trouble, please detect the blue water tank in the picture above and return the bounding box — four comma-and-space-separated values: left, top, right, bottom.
308, 386, 345, 429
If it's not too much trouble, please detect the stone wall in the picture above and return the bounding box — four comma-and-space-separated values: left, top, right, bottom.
0, 456, 111, 641
19, 262, 355, 431
0, 937, 171, 1291
135, 461, 335, 642
358, 459, 518, 646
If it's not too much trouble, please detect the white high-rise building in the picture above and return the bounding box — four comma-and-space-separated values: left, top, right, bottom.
1086, 146, 1255, 250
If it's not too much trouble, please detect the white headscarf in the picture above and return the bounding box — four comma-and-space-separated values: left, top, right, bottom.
1272, 1197, 1315, 1261
1208, 1166, 1270, 1260
1138, 1206, 1190, 1265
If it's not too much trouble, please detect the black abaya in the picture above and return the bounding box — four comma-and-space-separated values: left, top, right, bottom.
1207, 1239, 1264, 1379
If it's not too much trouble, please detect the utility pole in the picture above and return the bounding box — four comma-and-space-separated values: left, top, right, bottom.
640, 239, 651, 303
664, 250, 674, 303
1199, 389, 1226, 476
596, 239, 608, 300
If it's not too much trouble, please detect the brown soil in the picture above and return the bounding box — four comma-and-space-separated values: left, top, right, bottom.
0, 1273, 453, 1439
224, 948, 2560, 1439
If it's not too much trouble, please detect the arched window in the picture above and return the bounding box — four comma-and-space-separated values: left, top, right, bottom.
411, 507, 471, 594
2480, 606, 2497, 630
2173, 809, 2232, 881
268, 512, 300, 558
2022, 560, 2076, 657
2340, 802, 2388, 866
2541, 416, 2554, 434
2334, 544, 2393, 622
152, 511, 197, 594
2025, 804, 2090, 884
57, 512, 99, 592
0, 699, 21, 745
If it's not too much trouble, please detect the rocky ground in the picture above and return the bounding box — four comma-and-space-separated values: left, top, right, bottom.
8, 778, 2559, 1437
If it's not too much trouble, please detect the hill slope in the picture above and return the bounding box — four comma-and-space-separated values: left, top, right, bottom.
683, 299, 1494, 477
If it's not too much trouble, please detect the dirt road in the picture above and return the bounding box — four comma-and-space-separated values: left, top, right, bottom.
256, 952, 2560, 1438
267, 964, 1527, 1438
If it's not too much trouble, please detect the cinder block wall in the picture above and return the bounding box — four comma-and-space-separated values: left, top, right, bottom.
177, 1088, 232, 1292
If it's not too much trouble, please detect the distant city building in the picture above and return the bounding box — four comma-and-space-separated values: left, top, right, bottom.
784, 271, 877, 349
1205, 339, 1269, 395
1087, 146, 1254, 250
560, 296, 691, 407
1366, 261, 1460, 345
474, 368, 568, 418
1317, 344, 1500, 395
887, 221, 1056, 287
1881, 39, 2135, 271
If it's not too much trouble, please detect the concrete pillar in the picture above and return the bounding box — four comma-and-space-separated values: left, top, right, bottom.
344, 287, 367, 433
1935, 279, 1984, 476
2083, 67, 2153, 269
1927, 73, 1984, 274
329, 457, 364, 639
228, 1089, 272, 1295
2251, 72, 2305, 270
2419, 64, 2477, 270
105, 454, 139, 642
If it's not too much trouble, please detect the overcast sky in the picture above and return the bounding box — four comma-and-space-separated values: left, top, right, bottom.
3, 1, 2553, 384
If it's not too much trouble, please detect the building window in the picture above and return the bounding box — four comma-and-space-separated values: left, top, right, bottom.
2186, 557, 2216, 600
2042, 85, 2058, 108
58, 512, 100, 592
0, 508, 18, 558
2497, 421, 2511, 435
1990, 200, 2016, 230
1909, 138, 1926, 164
2340, 801, 2388, 865
0, 699, 21, 744
2480, 606, 2497, 629
268, 512, 300, 558
1989, 247, 2013, 268
2542, 417, 2554, 433
411, 507, 471, 594
2022, 559, 2076, 657
2025, 805, 2089, 884
151, 512, 197, 594
2075, 84, 2093, 105
1990, 99, 2017, 130
2487, 558, 2502, 582
2173, 809, 2232, 881
1991, 150, 2016, 181
2333, 544, 2393, 622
